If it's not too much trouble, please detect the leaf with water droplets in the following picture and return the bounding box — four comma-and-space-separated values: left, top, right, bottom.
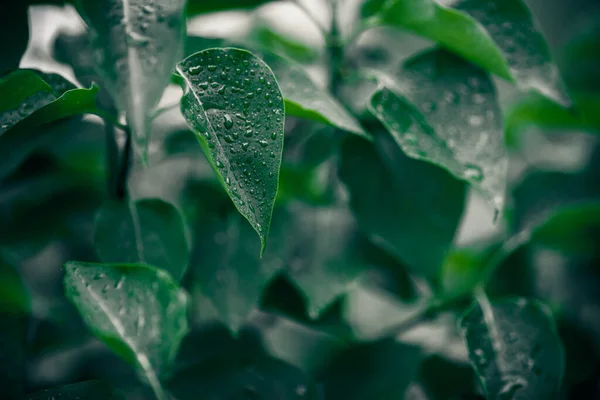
77, 0, 187, 162
370, 49, 507, 212
459, 296, 565, 400
339, 133, 466, 279
64, 261, 189, 400
0, 69, 99, 180
94, 198, 190, 281
177, 48, 285, 254
370, 0, 570, 105
26, 380, 125, 400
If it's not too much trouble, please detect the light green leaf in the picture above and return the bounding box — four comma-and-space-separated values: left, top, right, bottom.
459, 296, 564, 399
370, 49, 507, 211
184, 37, 368, 138
64, 261, 189, 400
456, 0, 570, 106
0, 69, 99, 180
94, 198, 190, 281
177, 48, 284, 254
26, 380, 125, 400
371, 0, 569, 104
77, 0, 187, 162
339, 133, 466, 279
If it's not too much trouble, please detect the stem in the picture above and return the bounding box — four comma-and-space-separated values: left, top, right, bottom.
480, 229, 532, 287
103, 106, 132, 201
292, 0, 328, 39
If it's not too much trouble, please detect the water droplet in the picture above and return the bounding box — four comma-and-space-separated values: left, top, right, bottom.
498, 377, 528, 399
421, 101, 437, 113
444, 91, 458, 104
126, 30, 150, 47
472, 93, 486, 104
216, 160, 224, 168
142, 4, 155, 14
207, 65, 217, 72
242, 142, 250, 151
224, 135, 235, 144
189, 66, 202, 76
468, 115, 484, 127
271, 132, 277, 140
258, 139, 268, 148
463, 163, 483, 182
245, 129, 254, 137
199, 81, 208, 90
223, 114, 233, 129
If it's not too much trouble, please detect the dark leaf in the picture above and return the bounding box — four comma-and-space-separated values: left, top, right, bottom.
25, 380, 125, 400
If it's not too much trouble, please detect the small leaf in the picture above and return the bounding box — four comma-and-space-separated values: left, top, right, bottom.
185, 37, 368, 138
372, 0, 569, 104
456, 0, 570, 106
339, 133, 466, 279
177, 48, 284, 254
26, 380, 125, 400
0, 69, 99, 179
459, 296, 565, 399
77, 0, 187, 161
94, 198, 190, 281
64, 261, 189, 400
370, 49, 507, 211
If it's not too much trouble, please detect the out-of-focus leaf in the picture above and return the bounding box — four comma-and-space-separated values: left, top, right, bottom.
77, 0, 187, 162
25, 380, 125, 400
0, 253, 29, 399
64, 261, 189, 400
459, 297, 564, 399
94, 199, 190, 281
321, 338, 422, 400
370, 0, 570, 105
419, 355, 477, 400
0, 70, 99, 180
440, 245, 493, 299
186, 0, 272, 16
177, 48, 284, 254
185, 37, 368, 138
505, 92, 600, 147
248, 19, 320, 64
0, 3, 29, 74
339, 132, 466, 279
370, 49, 506, 211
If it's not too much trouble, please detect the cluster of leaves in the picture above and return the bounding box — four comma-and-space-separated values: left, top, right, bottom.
1, 0, 600, 399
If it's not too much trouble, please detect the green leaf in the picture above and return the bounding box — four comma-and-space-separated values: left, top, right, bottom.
94, 198, 190, 281
177, 48, 285, 254
505, 92, 600, 147
339, 132, 466, 279
248, 19, 320, 64
459, 297, 565, 399
440, 245, 491, 299
372, 0, 569, 105
186, 0, 271, 16
0, 69, 99, 180
26, 380, 125, 400
456, 0, 570, 106
185, 37, 368, 138
77, 0, 187, 162
0, 4, 29, 74
64, 261, 189, 400
370, 49, 506, 211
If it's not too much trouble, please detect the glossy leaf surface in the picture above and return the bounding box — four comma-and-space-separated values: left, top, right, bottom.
26, 380, 125, 400
94, 199, 190, 281
370, 49, 506, 211
177, 48, 284, 253
459, 297, 564, 399
77, 0, 187, 161
339, 133, 466, 278
64, 262, 189, 400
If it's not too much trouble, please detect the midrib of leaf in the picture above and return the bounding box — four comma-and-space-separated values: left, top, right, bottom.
177, 66, 257, 241
71, 267, 165, 400
128, 201, 146, 264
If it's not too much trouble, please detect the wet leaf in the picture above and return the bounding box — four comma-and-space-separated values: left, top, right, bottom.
94, 198, 190, 281
26, 380, 125, 400
77, 0, 187, 162
339, 133, 466, 279
456, 0, 570, 106
459, 297, 564, 400
185, 36, 367, 138
0, 69, 99, 180
370, 49, 506, 212
177, 48, 284, 254
64, 261, 189, 400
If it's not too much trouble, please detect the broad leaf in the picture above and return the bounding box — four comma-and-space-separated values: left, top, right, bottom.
459, 297, 564, 399
370, 49, 507, 211
177, 48, 284, 254
185, 37, 367, 138
94, 198, 190, 281
0, 69, 99, 179
64, 261, 189, 400
456, 0, 570, 106
26, 380, 125, 400
0, 253, 29, 399
371, 0, 569, 104
339, 131, 466, 279
186, 0, 272, 16
77, 0, 187, 161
